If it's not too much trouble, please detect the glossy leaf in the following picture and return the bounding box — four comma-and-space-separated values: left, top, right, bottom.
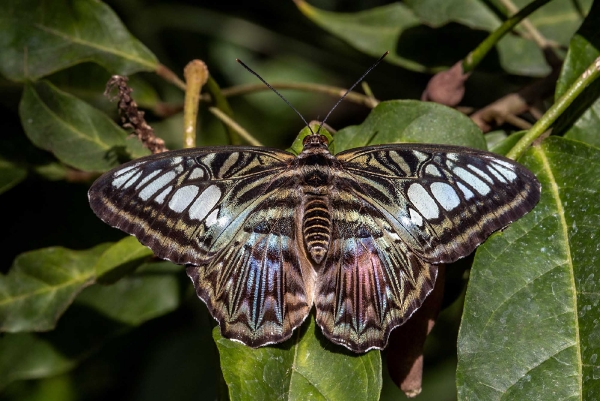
95, 236, 153, 284
0, 260, 183, 390
0, 158, 27, 195
457, 137, 600, 400
0, 333, 76, 389
298, 0, 589, 76
294, 0, 424, 72
19, 81, 150, 172
0, 0, 157, 82
216, 315, 382, 401
0, 244, 111, 332
334, 100, 486, 152
77, 261, 181, 325
405, 0, 499, 30
554, 1, 600, 146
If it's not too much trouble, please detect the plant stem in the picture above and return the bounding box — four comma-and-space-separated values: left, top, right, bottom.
183, 60, 209, 149
156, 64, 186, 91
204, 77, 241, 145
463, 0, 552, 73
220, 82, 379, 108
507, 56, 600, 160
208, 107, 263, 146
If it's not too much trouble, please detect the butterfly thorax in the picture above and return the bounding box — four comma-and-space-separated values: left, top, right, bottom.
297, 138, 337, 265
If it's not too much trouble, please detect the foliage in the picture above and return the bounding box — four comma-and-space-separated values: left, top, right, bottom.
0, 0, 599, 400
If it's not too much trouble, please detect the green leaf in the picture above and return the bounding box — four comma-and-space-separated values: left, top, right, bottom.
0, 333, 76, 389
297, 0, 589, 76
334, 100, 486, 152
0, 244, 111, 333
19, 81, 150, 172
457, 137, 600, 400
489, 131, 526, 156
95, 236, 153, 284
216, 315, 382, 401
77, 261, 182, 326
410, 0, 591, 76
0, 0, 157, 82
0, 157, 27, 194
0, 261, 183, 389
47, 63, 162, 112
294, 0, 424, 72
554, 1, 600, 146
405, 0, 499, 30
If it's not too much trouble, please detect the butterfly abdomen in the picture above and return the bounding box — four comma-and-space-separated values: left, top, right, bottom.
303, 195, 331, 264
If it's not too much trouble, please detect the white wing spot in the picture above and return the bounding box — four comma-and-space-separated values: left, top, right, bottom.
154, 186, 173, 204
122, 171, 142, 189
486, 165, 508, 183
491, 162, 517, 182
171, 157, 183, 165
409, 208, 423, 226
407, 183, 439, 219
205, 208, 219, 226
112, 168, 139, 188
430, 182, 460, 211
139, 171, 177, 200
492, 159, 515, 169
453, 167, 490, 195
425, 164, 442, 177
113, 163, 141, 177
135, 170, 162, 189
169, 185, 200, 212
457, 182, 475, 200
189, 168, 205, 180
189, 185, 222, 221
467, 164, 494, 183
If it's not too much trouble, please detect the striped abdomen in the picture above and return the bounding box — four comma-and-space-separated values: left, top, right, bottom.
303, 196, 331, 264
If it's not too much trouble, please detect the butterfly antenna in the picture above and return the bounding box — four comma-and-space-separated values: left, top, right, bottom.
317, 51, 389, 134
236, 58, 315, 135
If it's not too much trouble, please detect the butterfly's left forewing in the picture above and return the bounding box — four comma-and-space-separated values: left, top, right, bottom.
89, 147, 315, 346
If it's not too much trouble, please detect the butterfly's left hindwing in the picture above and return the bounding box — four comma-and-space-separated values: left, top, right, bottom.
89, 147, 315, 346
316, 189, 438, 352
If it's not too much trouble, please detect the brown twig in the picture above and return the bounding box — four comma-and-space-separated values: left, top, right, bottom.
470, 52, 560, 132
386, 265, 446, 397
105, 76, 167, 154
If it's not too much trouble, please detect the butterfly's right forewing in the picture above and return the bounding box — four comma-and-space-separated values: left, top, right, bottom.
89, 147, 315, 346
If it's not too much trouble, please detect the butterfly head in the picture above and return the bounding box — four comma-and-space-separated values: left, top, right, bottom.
302, 133, 329, 150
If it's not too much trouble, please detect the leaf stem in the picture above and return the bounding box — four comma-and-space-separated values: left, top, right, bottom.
204, 77, 241, 145
208, 107, 263, 146
463, 0, 552, 73
156, 64, 186, 91
183, 60, 209, 149
219, 82, 379, 108
507, 56, 600, 160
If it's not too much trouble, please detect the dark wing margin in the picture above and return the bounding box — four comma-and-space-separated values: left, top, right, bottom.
335, 144, 541, 264
315, 190, 437, 353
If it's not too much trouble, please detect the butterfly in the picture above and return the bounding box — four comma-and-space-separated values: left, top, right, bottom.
88, 129, 540, 352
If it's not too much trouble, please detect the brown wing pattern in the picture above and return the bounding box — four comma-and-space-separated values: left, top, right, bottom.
89, 147, 314, 346
335, 144, 541, 264
315, 189, 438, 352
